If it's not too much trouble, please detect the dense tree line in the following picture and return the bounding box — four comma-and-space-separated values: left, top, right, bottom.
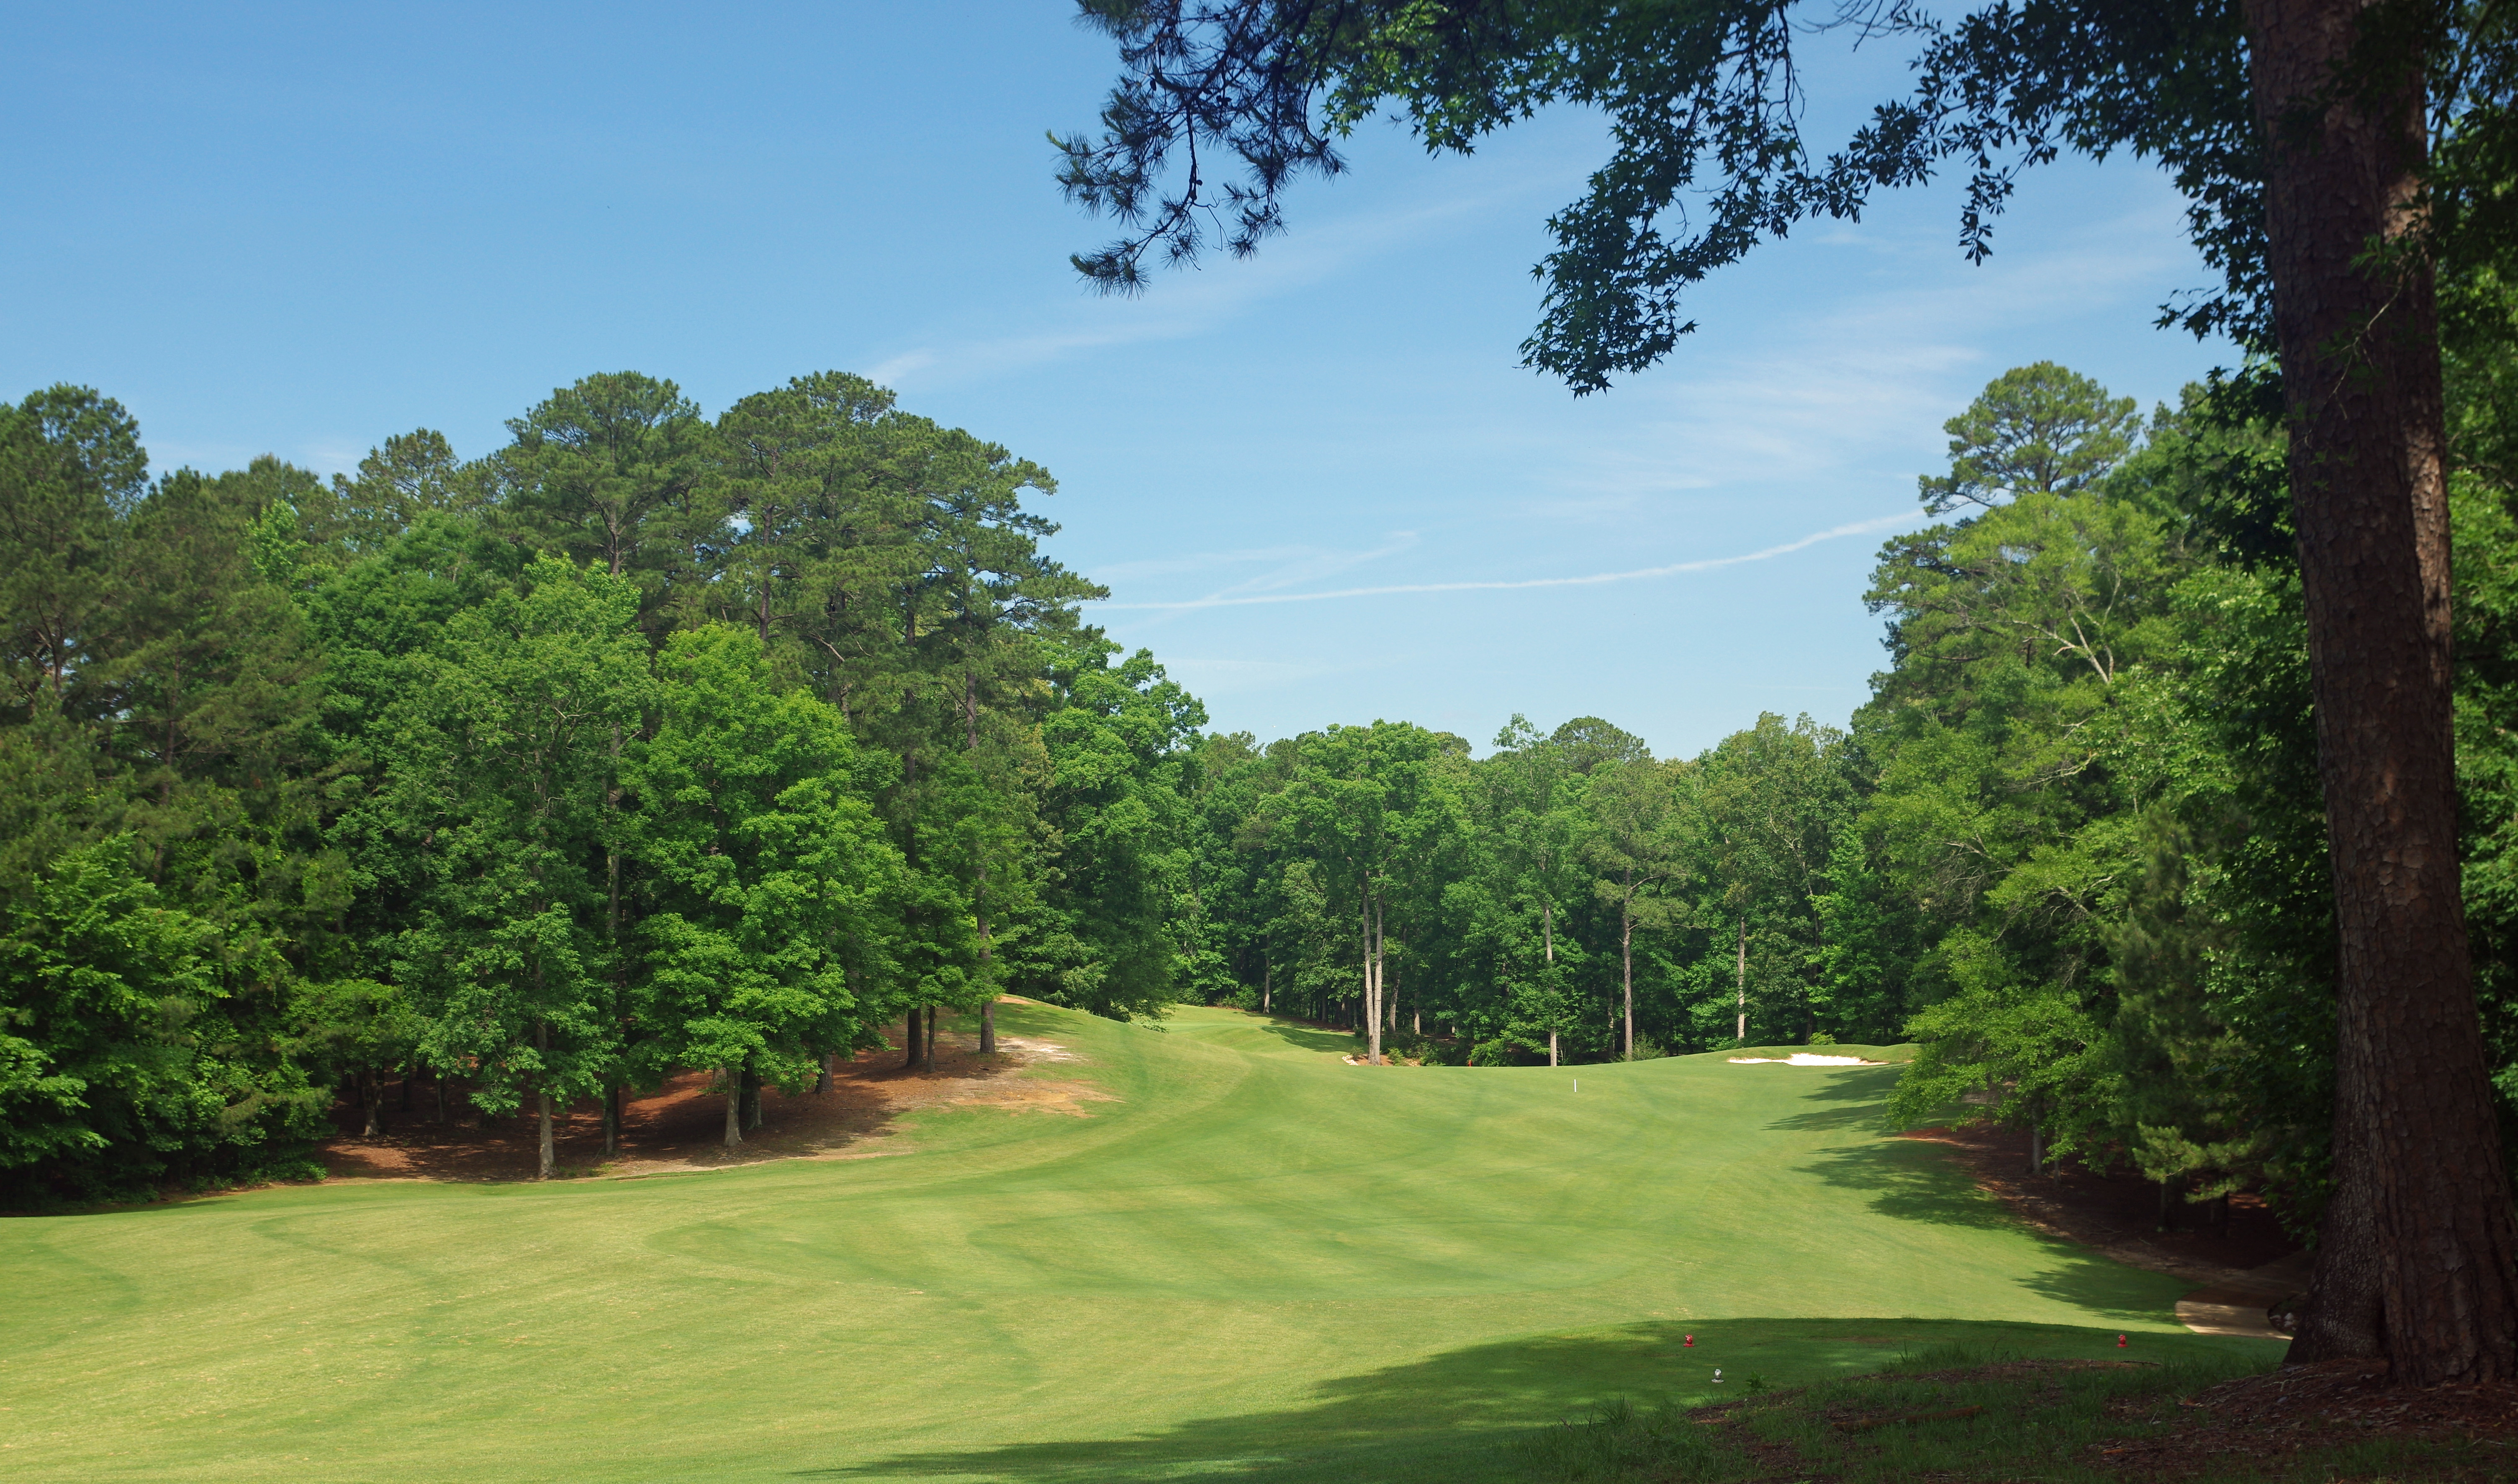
14, 347, 2518, 1295
0, 371, 1210, 1195
1168, 346, 2518, 1257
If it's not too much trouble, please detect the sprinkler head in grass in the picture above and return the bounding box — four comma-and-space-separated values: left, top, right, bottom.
1711, 1368, 1722, 1384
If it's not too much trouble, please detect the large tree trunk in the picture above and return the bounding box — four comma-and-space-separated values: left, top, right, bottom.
724, 1066, 743, 1148
2243, 0, 2518, 1383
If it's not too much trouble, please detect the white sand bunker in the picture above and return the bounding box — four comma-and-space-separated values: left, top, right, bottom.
1727, 1053, 1883, 1066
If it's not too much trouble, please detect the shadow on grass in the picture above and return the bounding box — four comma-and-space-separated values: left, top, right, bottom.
789, 1318, 2260, 1483
1760, 1065, 1904, 1132
1256, 1020, 1363, 1056
1788, 1112, 2189, 1325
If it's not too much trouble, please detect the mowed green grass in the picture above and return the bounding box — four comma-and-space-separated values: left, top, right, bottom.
0, 1004, 2280, 1482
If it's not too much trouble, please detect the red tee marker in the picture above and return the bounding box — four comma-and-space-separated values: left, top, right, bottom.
1683, 1335, 1695, 1348
2117, 1334, 2128, 1348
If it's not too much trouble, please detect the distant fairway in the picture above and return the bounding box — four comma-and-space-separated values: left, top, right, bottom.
0, 1004, 2281, 1482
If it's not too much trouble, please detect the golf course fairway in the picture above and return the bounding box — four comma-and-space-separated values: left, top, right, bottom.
0, 1003, 2283, 1482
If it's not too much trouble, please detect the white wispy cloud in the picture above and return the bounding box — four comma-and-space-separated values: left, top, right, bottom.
1093, 512, 1913, 611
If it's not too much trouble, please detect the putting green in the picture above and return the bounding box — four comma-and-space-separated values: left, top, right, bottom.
0, 1003, 2279, 1482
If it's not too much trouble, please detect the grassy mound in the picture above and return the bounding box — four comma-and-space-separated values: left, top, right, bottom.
0, 1003, 2281, 1482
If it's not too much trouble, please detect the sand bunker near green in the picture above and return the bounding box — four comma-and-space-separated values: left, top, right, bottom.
0, 1004, 2281, 1483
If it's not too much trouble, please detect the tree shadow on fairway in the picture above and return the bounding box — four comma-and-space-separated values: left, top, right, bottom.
1793, 1133, 2190, 1325
1760, 1065, 1902, 1132
1256, 1021, 1363, 1056
786, 1318, 2244, 1483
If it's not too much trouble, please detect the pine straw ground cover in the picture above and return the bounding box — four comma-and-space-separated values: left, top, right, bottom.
1513, 1345, 2518, 1483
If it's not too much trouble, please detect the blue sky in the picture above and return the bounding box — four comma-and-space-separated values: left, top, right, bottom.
3, 2, 2237, 757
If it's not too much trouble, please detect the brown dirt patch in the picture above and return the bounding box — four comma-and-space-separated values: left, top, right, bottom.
2092, 1358, 2518, 1479
1901, 1122, 2298, 1289
315, 1013, 1113, 1183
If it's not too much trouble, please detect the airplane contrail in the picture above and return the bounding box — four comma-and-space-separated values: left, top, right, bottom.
1090, 512, 1916, 612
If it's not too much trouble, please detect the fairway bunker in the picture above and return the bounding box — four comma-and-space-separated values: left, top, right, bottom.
1727, 1053, 1885, 1066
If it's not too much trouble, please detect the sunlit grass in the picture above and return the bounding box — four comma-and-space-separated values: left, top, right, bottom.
0, 1003, 2279, 1482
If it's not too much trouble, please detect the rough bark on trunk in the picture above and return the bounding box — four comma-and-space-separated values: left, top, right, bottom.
980, 1000, 996, 1055
723, 1067, 743, 1148
2243, 0, 2518, 1382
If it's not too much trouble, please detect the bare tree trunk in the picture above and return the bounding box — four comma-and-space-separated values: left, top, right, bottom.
2243, 0, 2518, 1381
601, 1084, 619, 1157
904, 1009, 920, 1071
534, 1019, 555, 1180
1263, 960, 1271, 1014
1735, 914, 1748, 1045
922, 1006, 938, 1071
742, 1066, 762, 1130
724, 1066, 743, 1148
1545, 901, 1558, 1066
1366, 889, 1385, 1066
362, 1071, 383, 1138
1620, 870, 1634, 1061
434, 1073, 446, 1125
817, 1053, 834, 1094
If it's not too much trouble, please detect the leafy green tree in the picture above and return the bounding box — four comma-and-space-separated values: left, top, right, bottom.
0, 386, 146, 711
495, 372, 717, 633
0, 840, 321, 1196
378, 556, 649, 1178
630, 625, 902, 1146
1583, 756, 1690, 1059
316, 430, 480, 565
1690, 714, 1859, 1047
1016, 643, 1209, 1022
1919, 363, 2143, 515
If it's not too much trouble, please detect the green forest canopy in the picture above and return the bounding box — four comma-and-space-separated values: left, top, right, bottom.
6, 351, 2518, 1238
